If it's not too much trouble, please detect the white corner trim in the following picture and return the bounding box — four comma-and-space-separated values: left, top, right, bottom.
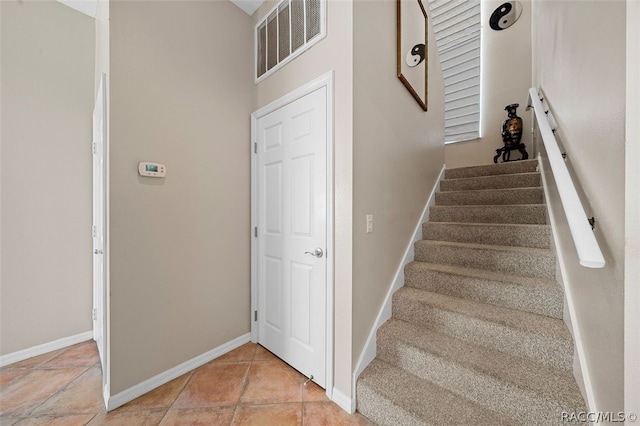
538, 153, 597, 413
332, 387, 355, 414
0, 331, 93, 368
351, 164, 446, 409
106, 333, 250, 411
103, 383, 110, 411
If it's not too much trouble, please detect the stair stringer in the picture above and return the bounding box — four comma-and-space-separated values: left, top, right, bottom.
538, 153, 597, 413
351, 164, 445, 410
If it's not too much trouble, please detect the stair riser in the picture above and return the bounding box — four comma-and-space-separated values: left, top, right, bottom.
404, 266, 563, 318
377, 338, 578, 425
440, 173, 541, 191
445, 160, 539, 179
414, 241, 556, 279
430, 205, 547, 224
435, 188, 543, 206
356, 386, 426, 426
422, 223, 551, 248
392, 294, 573, 371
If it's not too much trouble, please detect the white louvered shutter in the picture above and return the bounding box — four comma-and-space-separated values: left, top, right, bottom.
429, 0, 481, 143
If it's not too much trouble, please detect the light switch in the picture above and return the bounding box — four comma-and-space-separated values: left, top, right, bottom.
366, 214, 374, 233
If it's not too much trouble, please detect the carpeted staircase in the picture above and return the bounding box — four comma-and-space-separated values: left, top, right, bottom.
356, 159, 587, 425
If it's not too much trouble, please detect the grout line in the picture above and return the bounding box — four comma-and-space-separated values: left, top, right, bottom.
22, 364, 93, 417
230, 352, 255, 425
159, 369, 194, 420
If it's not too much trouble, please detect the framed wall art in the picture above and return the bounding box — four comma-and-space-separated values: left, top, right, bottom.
397, 0, 428, 111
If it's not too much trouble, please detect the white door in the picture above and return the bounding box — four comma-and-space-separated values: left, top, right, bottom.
256, 86, 327, 388
92, 73, 107, 369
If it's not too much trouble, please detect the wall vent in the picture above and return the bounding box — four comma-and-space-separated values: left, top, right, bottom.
255, 0, 326, 83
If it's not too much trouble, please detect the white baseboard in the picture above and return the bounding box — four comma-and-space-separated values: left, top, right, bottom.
332, 387, 355, 414
0, 331, 93, 368
538, 154, 597, 413
106, 333, 251, 411
351, 164, 446, 409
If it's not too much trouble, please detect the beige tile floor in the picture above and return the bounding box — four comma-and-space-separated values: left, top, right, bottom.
0, 341, 373, 425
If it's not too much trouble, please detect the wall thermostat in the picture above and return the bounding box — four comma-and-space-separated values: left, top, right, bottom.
138, 162, 166, 177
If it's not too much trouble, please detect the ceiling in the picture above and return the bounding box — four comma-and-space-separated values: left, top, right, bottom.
230, 0, 265, 16
55, 0, 265, 19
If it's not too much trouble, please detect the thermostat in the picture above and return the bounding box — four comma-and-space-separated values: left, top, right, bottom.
138, 162, 166, 177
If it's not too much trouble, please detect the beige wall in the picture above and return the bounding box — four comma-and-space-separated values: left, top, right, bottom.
0, 0, 95, 355
109, 1, 253, 394
445, 0, 532, 168
352, 0, 444, 366
252, 0, 354, 397
532, 0, 625, 413
625, 0, 640, 414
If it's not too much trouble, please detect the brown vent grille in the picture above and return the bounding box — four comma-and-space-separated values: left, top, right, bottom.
255, 0, 326, 81
278, 3, 290, 62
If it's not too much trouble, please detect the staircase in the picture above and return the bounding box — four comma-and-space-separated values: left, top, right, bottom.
356, 160, 587, 425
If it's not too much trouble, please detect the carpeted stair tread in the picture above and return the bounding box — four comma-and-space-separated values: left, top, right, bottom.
429, 204, 547, 224
377, 319, 586, 424
392, 287, 573, 371
404, 261, 563, 318
356, 359, 515, 426
356, 159, 586, 424
440, 172, 541, 192
414, 239, 556, 278
422, 222, 551, 248
435, 187, 543, 206
445, 159, 539, 179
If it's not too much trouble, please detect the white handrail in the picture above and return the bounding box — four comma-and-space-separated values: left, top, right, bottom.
527, 88, 605, 268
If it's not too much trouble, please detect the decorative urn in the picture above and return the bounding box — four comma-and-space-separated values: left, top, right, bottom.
501, 103, 523, 146
494, 103, 529, 163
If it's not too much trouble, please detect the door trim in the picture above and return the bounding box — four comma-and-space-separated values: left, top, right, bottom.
92, 72, 110, 410
250, 71, 334, 399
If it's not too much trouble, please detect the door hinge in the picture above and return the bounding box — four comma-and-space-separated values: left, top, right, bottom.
92, 226, 96, 238
254, 226, 258, 237
254, 142, 257, 154
92, 308, 97, 321
254, 310, 258, 321
92, 141, 97, 154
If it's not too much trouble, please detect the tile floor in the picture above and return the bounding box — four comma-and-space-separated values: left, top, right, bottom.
0, 341, 373, 425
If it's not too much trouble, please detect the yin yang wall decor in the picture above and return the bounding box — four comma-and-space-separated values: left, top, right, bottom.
397, 0, 428, 111
406, 43, 426, 67
489, 1, 523, 31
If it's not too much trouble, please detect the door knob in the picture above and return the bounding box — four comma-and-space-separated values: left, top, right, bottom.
304, 247, 324, 258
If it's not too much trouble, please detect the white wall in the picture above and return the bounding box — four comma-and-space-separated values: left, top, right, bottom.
532, 0, 625, 413
108, 0, 253, 394
625, 0, 640, 416
351, 0, 444, 367
252, 0, 354, 398
0, 0, 95, 355
445, 0, 532, 168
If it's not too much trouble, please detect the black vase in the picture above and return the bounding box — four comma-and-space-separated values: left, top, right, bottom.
501, 103, 523, 146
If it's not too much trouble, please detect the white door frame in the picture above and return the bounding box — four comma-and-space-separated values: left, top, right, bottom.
92, 72, 110, 409
250, 71, 334, 399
